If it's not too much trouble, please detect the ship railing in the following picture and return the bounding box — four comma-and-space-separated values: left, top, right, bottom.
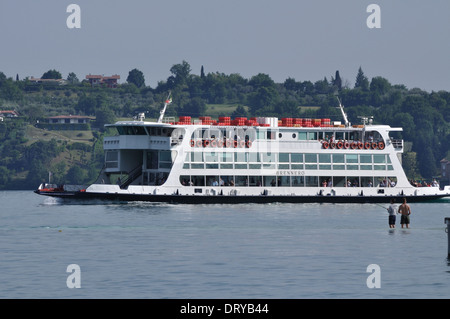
391, 139, 403, 149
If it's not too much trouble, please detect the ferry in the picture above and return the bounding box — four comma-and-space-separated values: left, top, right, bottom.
35, 96, 450, 203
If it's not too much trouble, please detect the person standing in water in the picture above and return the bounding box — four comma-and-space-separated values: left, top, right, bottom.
387, 198, 397, 228
398, 198, 411, 228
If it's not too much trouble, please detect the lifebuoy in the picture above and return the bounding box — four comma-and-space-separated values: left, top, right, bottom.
190, 140, 195, 147
351, 142, 357, 149
330, 142, 336, 149
337, 141, 343, 149
371, 142, 378, 149
239, 140, 246, 148
357, 142, 363, 149
218, 140, 224, 148
225, 140, 232, 148
233, 140, 238, 148
378, 142, 385, 150
203, 140, 210, 147
344, 141, 350, 149
364, 142, 371, 149
323, 141, 329, 149
196, 140, 202, 148
246, 140, 252, 148
210, 140, 217, 148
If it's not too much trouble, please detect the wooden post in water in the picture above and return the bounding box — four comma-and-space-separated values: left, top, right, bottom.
446, 218, 450, 259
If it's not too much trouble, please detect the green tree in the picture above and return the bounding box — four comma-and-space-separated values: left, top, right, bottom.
94, 107, 116, 131
67, 72, 79, 84
66, 166, 86, 185
41, 69, 62, 79
355, 67, 369, 91
170, 60, 192, 86
126, 68, 145, 88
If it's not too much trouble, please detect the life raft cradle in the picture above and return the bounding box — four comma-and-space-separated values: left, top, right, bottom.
322, 140, 385, 150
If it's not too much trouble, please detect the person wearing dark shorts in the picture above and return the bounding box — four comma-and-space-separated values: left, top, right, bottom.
387, 199, 397, 228
398, 198, 411, 228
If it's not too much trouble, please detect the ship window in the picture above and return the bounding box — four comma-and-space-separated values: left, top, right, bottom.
360, 165, 372, 170
375, 177, 386, 187
278, 176, 290, 187
291, 164, 304, 169
263, 176, 277, 187
333, 176, 346, 187
361, 177, 374, 187
278, 164, 289, 169
319, 165, 331, 170
333, 154, 344, 163
206, 176, 220, 186
183, 163, 190, 169
347, 165, 358, 170
249, 164, 261, 169
388, 177, 397, 187
305, 153, 317, 163
257, 130, 266, 140
346, 154, 358, 163
291, 153, 303, 163
360, 155, 372, 163
249, 176, 262, 186
319, 154, 331, 163
305, 176, 318, 187
320, 177, 332, 187
373, 154, 386, 163
333, 165, 345, 170
235, 152, 248, 162
235, 176, 248, 186
221, 152, 233, 163
204, 152, 219, 163
279, 153, 289, 163
191, 152, 203, 162
305, 164, 317, 170
220, 164, 233, 169
185, 152, 190, 162
262, 152, 276, 163
335, 132, 345, 140
206, 164, 219, 169
146, 151, 158, 169
291, 176, 304, 187
180, 176, 191, 186
235, 164, 247, 169
106, 150, 118, 161
387, 165, 394, 170
191, 163, 204, 169
159, 151, 172, 169
308, 132, 318, 140
298, 132, 307, 140
220, 175, 234, 186
266, 130, 276, 140
374, 165, 386, 170
249, 152, 261, 162
192, 175, 205, 186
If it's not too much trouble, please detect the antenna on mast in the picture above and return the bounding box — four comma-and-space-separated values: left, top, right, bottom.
336, 97, 350, 127
157, 91, 172, 123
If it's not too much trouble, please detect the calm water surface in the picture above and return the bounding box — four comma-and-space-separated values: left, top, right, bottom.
1, 191, 450, 298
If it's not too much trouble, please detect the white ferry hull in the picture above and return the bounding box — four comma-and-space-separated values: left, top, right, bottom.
34, 188, 450, 204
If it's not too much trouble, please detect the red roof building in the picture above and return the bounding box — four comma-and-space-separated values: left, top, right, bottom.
85, 74, 120, 88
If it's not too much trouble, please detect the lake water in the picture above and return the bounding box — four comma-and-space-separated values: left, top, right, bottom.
1, 190, 450, 299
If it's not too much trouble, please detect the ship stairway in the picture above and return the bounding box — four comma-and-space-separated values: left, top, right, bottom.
119, 165, 142, 189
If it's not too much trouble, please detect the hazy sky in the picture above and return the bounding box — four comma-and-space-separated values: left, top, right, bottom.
1, 0, 450, 92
